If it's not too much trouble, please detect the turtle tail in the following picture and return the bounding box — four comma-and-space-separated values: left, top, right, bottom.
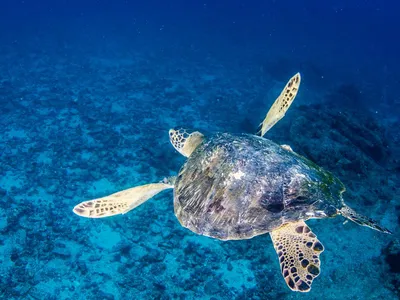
340, 205, 392, 234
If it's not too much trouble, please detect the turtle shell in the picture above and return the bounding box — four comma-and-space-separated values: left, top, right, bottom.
174, 133, 345, 240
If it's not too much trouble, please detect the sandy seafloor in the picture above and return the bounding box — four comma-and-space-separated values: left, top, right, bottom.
0, 23, 399, 300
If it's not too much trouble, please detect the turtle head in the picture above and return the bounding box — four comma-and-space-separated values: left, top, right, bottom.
169, 128, 204, 157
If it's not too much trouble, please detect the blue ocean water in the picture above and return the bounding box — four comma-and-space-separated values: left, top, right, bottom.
0, 0, 399, 299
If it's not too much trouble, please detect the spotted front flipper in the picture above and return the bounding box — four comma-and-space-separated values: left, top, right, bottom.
270, 220, 324, 292
73, 182, 173, 218
340, 205, 392, 234
259, 73, 301, 136
169, 128, 204, 157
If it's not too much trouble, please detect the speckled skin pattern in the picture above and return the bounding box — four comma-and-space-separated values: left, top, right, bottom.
174, 133, 346, 240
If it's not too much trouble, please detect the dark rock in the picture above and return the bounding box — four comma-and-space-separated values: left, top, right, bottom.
150, 262, 167, 276
227, 261, 233, 271
53, 246, 71, 259
204, 279, 221, 295
10, 250, 19, 262
77, 260, 88, 275
88, 254, 102, 262
386, 252, 400, 273
142, 248, 165, 263
96, 290, 114, 300
114, 242, 132, 258
153, 281, 166, 292
384, 241, 400, 274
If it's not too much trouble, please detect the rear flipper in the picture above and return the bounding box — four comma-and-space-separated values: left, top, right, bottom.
340, 205, 392, 234
270, 220, 324, 292
73, 180, 174, 218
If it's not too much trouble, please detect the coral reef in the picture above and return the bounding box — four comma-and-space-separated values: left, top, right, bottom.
0, 30, 398, 300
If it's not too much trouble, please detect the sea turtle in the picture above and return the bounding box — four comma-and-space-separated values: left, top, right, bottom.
73, 73, 391, 292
